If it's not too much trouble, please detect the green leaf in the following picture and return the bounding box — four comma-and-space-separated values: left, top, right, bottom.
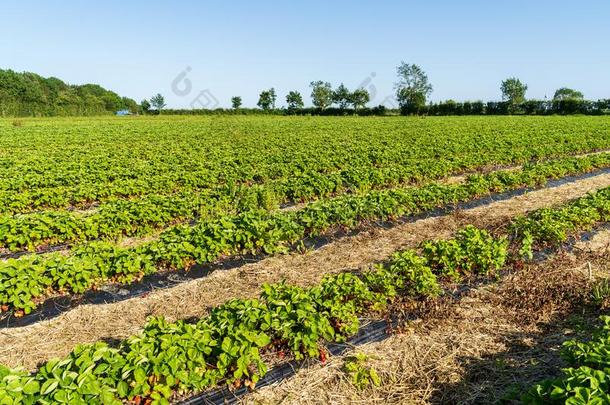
40, 379, 59, 395
133, 367, 147, 384
22, 379, 40, 395
116, 380, 129, 398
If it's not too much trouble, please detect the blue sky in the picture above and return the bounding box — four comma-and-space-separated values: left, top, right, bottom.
1, 0, 609, 108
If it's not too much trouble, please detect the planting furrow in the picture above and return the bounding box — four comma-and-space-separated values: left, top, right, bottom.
1, 170, 609, 372
246, 234, 610, 405
4, 116, 610, 215
5, 161, 610, 329
0, 226, 488, 403
2, 187, 610, 404
2, 154, 610, 317
4, 151, 610, 256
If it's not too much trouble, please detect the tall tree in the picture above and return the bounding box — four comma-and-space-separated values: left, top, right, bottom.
269, 88, 277, 109
257, 89, 274, 110
140, 99, 151, 114
286, 91, 304, 110
394, 62, 433, 115
310, 81, 333, 110
500, 78, 527, 105
231, 96, 242, 109
150, 93, 166, 112
350, 89, 370, 110
553, 87, 584, 100
333, 83, 351, 109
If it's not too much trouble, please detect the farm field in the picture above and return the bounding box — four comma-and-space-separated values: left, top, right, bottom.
1, 115, 610, 404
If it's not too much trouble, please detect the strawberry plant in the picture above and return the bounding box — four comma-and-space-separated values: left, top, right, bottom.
342, 353, 381, 390
0, 222, 458, 403
523, 316, 610, 404
421, 226, 508, 279
2, 156, 610, 314
512, 187, 610, 258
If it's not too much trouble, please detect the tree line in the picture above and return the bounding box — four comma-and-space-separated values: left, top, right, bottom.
221, 82, 371, 112
155, 62, 609, 116
2, 65, 608, 117
0, 69, 138, 117
393, 67, 609, 115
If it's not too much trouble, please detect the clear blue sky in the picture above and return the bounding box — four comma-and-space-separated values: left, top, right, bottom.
2, 0, 609, 108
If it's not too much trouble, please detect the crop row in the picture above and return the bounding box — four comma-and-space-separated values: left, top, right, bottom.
0, 226, 508, 404
3, 153, 610, 254
2, 155, 610, 315
3, 116, 610, 213
0, 151, 603, 216
512, 187, 610, 258
2, 185, 609, 403
0, 160, 475, 249
523, 316, 610, 403
0, 191, 234, 253
0, 154, 548, 216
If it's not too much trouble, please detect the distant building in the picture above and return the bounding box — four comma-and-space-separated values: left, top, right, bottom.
116, 109, 131, 116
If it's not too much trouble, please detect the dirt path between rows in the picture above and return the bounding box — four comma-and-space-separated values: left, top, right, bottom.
1, 173, 610, 371
247, 231, 610, 405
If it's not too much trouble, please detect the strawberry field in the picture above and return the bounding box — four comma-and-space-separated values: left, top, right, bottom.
1, 115, 610, 404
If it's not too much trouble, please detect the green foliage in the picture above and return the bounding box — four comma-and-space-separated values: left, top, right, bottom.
421, 226, 508, 280
350, 88, 370, 110
0, 69, 138, 116
2, 116, 609, 215
418, 99, 610, 116
384, 250, 441, 297
333, 83, 351, 109
501, 77, 528, 106
0, 224, 506, 401
512, 187, 610, 258
150, 94, 166, 112
0, 217, 592, 401
310, 81, 333, 109
523, 316, 610, 404
591, 279, 610, 308
285, 91, 304, 110
331, 85, 370, 111
140, 99, 151, 114
2, 116, 610, 314
0, 227, 448, 403
2, 152, 610, 314
395, 62, 433, 115
231, 96, 242, 109
257, 88, 276, 110
342, 353, 381, 390
554, 87, 584, 101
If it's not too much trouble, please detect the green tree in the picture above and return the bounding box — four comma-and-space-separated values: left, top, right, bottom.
0, 68, 137, 117
121, 97, 138, 113
500, 78, 527, 105
310, 81, 333, 110
140, 99, 151, 114
286, 91, 304, 110
350, 89, 370, 110
257, 89, 275, 110
231, 96, 242, 109
333, 83, 351, 109
553, 87, 584, 100
394, 62, 433, 115
150, 93, 166, 112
